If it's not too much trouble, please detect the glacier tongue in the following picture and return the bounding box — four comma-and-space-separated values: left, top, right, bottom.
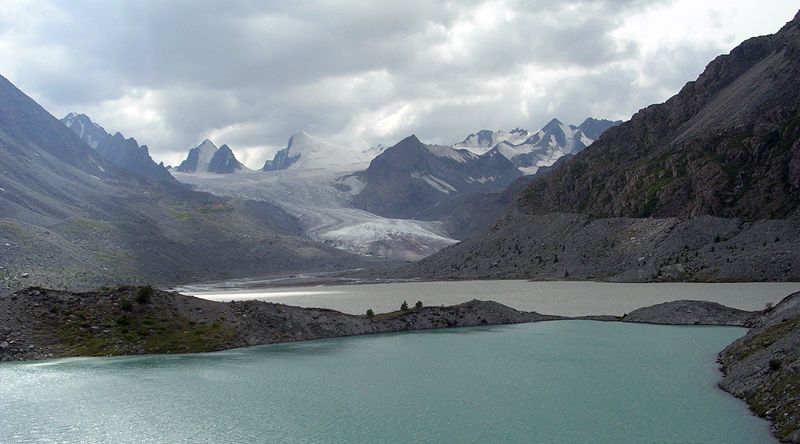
171, 166, 457, 261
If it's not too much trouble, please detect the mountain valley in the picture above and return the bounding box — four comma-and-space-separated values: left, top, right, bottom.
0, 75, 368, 294
3, 11, 800, 291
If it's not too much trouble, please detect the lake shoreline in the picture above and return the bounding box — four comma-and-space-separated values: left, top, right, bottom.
2, 286, 798, 443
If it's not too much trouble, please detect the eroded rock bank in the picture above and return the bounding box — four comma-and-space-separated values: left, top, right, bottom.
0, 286, 557, 362
718, 291, 800, 443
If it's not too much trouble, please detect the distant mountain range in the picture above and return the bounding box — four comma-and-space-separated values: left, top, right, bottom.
62, 113, 620, 259
455, 118, 620, 174
343, 119, 619, 223
170, 119, 618, 178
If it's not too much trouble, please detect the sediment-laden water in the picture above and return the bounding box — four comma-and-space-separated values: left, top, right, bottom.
0, 321, 776, 443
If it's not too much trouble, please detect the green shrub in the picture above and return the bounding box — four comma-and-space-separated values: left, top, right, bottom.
366, 309, 374, 318
120, 297, 133, 312
135, 285, 153, 304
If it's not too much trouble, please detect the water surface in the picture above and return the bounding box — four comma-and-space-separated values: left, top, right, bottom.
182, 280, 800, 316
0, 322, 776, 443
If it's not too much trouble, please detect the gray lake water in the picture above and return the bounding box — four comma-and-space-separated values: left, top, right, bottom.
181, 280, 800, 316
0, 321, 777, 443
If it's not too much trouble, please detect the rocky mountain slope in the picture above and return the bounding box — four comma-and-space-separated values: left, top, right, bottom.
395, 11, 800, 282
396, 212, 799, 282
61, 113, 173, 181
417, 156, 571, 240
520, 13, 800, 220
0, 74, 367, 294
351, 135, 522, 219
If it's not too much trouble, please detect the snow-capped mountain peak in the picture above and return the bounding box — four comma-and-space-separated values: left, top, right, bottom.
454, 128, 531, 155
261, 131, 371, 171
456, 118, 621, 175
193, 139, 219, 170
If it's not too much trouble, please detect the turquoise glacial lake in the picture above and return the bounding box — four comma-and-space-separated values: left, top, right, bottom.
0, 321, 776, 443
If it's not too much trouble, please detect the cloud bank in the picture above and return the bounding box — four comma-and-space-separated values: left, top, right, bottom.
1, 0, 797, 167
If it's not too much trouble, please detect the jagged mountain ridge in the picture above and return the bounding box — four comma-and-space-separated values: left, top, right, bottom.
350, 135, 523, 219
61, 112, 107, 149
455, 127, 532, 153
61, 113, 173, 182
455, 118, 621, 174
518, 12, 800, 220
175, 139, 247, 174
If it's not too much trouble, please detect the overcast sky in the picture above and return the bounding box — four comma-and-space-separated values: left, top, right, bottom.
1, 1, 797, 168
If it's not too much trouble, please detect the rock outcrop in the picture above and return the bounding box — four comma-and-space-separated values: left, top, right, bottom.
622, 299, 758, 325
718, 291, 800, 443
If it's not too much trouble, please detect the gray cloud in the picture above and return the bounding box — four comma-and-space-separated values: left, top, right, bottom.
1, 0, 797, 168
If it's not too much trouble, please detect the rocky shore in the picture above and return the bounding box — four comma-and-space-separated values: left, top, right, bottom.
621, 299, 759, 326
1, 285, 798, 443
0, 286, 558, 362
718, 291, 800, 443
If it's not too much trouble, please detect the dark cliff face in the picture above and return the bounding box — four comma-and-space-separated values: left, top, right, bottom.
519, 11, 800, 220
175, 146, 202, 172
260, 135, 300, 171
207, 144, 245, 174
95, 133, 174, 181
